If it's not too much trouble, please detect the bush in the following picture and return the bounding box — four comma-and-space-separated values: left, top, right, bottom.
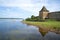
25, 15, 41, 21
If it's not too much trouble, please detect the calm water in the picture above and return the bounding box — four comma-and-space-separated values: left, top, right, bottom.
0, 19, 60, 40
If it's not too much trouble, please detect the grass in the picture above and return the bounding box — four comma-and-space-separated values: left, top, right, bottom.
23, 21, 60, 31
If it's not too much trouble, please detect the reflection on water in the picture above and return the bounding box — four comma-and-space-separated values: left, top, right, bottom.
39, 27, 48, 37
0, 19, 60, 40
38, 26, 60, 40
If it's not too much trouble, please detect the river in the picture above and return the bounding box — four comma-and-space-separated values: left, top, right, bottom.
0, 19, 60, 40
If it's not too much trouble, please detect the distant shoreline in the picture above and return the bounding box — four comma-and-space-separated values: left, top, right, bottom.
0, 18, 23, 19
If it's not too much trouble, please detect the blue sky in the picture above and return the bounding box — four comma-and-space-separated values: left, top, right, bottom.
0, 0, 60, 18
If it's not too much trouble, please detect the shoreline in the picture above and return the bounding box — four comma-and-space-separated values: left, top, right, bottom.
22, 21, 60, 34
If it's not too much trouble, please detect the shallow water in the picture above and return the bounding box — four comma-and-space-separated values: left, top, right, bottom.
0, 19, 60, 40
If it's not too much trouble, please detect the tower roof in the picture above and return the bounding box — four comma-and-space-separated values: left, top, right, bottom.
40, 6, 49, 12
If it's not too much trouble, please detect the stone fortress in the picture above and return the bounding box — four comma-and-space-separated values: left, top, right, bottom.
39, 6, 60, 20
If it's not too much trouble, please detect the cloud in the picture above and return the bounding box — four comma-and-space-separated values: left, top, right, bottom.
0, 6, 32, 18
0, 0, 60, 18
0, 0, 48, 13
0, 0, 60, 11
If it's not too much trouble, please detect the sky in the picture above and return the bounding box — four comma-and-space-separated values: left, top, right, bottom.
0, 0, 60, 19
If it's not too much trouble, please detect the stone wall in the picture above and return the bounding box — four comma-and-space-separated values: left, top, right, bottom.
48, 12, 60, 20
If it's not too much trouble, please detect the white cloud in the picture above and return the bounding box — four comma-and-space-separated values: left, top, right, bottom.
0, 0, 48, 14
0, 0, 60, 16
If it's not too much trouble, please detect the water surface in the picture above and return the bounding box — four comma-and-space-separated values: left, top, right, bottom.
0, 19, 60, 40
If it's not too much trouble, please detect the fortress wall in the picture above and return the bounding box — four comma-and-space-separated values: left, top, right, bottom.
48, 12, 60, 20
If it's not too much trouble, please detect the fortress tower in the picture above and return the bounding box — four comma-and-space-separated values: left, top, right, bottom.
39, 6, 49, 20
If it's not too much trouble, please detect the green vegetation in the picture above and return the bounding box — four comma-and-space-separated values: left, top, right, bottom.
23, 21, 60, 30
26, 15, 40, 21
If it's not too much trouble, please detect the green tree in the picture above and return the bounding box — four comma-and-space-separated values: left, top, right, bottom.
26, 18, 31, 21
31, 15, 35, 19
25, 15, 41, 21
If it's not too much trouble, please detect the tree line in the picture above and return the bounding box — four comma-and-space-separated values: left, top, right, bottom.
25, 15, 41, 21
